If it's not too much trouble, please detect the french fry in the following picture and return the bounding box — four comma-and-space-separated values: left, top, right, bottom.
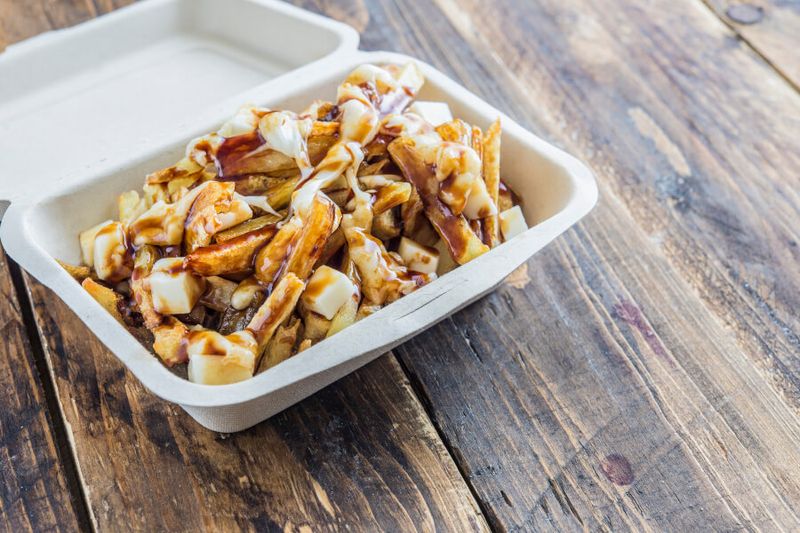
358, 158, 389, 177
436, 119, 472, 145
327, 291, 358, 337
215, 214, 283, 243
152, 317, 189, 366
297, 339, 312, 352
482, 119, 501, 247
300, 307, 331, 343
57, 259, 92, 281
82, 278, 125, 324
186, 226, 277, 276
401, 185, 425, 237
184, 181, 237, 252
471, 126, 483, 161
325, 188, 352, 208
130, 244, 161, 329
372, 209, 401, 240
254, 217, 303, 285
498, 180, 514, 212
372, 182, 412, 214
218, 290, 265, 335
247, 273, 305, 356
356, 301, 382, 321
282, 194, 341, 281
344, 226, 432, 304
118, 191, 146, 225
167, 176, 201, 201
315, 227, 346, 268
200, 276, 238, 312
146, 158, 203, 184
259, 317, 302, 373
389, 137, 489, 264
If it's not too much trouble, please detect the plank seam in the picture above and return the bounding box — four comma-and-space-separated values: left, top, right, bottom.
7, 261, 95, 533
393, 353, 502, 532
696, 0, 800, 94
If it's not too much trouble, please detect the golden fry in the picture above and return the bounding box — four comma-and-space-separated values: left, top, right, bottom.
186, 226, 277, 276
215, 213, 283, 243
57, 259, 91, 281
482, 119, 501, 248
372, 182, 412, 214
82, 278, 125, 324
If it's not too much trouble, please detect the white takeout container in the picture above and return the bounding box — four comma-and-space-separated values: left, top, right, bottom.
0, 0, 597, 432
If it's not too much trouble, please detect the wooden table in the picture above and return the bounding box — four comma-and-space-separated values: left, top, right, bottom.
1, 0, 799, 530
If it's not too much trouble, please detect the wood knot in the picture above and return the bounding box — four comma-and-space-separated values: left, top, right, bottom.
600, 453, 634, 486
725, 4, 764, 25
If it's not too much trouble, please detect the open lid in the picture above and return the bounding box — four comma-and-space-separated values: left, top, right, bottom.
0, 0, 358, 214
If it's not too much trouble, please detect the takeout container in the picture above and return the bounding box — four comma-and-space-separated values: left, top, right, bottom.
0, 0, 597, 432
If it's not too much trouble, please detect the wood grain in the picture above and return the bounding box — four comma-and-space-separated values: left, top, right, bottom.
418, 0, 800, 410
6, 0, 800, 531
26, 276, 487, 532
703, 0, 800, 88
8, 1, 486, 531
0, 247, 81, 532
296, 0, 800, 529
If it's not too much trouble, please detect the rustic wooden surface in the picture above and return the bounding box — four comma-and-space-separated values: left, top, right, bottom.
1, 0, 799, 531
0, 247, 83, 532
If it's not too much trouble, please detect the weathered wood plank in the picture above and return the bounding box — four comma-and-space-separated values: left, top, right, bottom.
703, 0, 800, 88
0, 247, 81, 532
27, 278, 487, 532
295, 0, 800, 529
7, 1, 485, 531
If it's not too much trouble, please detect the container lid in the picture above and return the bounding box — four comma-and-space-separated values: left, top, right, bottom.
0, 0, 358, 213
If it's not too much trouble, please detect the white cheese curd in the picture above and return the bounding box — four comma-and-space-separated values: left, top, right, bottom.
217, 105, 263, 138
79, 219, 112, 267
408, 101, 453, 127
301, 266, 356, 320
149, 257, 206, 315
92, 221, 132, 281
398, 237, 440, 275
499, 205, 528, 241
258, 111, 313, 170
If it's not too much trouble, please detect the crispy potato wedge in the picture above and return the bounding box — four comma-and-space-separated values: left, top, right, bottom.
186, 225, 277, 276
